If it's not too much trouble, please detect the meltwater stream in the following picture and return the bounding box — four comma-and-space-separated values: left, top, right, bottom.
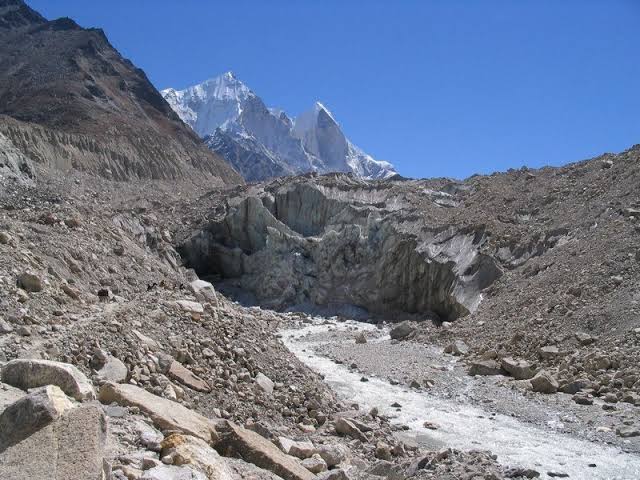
281, 322, 640, 480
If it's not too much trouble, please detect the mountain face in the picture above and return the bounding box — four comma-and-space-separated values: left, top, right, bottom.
162, 72, 396, 182
0, 0, 241, 184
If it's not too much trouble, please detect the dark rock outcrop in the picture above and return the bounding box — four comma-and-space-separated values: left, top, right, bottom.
0, 1, 241, 184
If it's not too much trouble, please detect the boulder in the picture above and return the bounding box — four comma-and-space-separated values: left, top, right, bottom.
317, 443, 347, 468
575, 332, 596, 345
616, 427, 640, 438
560, 377, 594, 394
539, 345, 561, 360
530, 370, 559, 394
190, 280, 218, 305
16, 272, 43, 292
0, 382, 25, 414
96, 355, 128, 383
278, 437, 315, 459
141, 465, 207, 480
161, 433, 233, 479
132, 329, 162, 350
444, 340, 469, 356
99, 382, 219, 444
468, 359, 505, 376
389, 321, 415, 340
1, 358, 96, 401
176, 300, 205, 315
225, 458, 284, 479
301, 454, 327, 473
316, 470, 350, 480
216, 421, 314, 480
354, 332, 367, 344
0, 385, 74, 449
501, 357, 536, 380
0, 403, 108, 480
0, 319, 14, 334
168, 361, 211, 393
255, 372, 274, 395
334, 417, 368, 442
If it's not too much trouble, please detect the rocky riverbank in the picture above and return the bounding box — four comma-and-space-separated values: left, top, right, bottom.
281, 317, 640, 479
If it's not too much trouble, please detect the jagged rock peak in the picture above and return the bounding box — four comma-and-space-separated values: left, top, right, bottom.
163, 73, 397, 181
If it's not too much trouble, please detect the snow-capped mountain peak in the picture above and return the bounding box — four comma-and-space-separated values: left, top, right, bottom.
161, 72, 254, 137
162, 73, 397, 181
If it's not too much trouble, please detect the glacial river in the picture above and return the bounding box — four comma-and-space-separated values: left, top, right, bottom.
281, 321, 640, 480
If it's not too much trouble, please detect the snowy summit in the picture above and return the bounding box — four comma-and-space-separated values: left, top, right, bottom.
161, 72, 397, 182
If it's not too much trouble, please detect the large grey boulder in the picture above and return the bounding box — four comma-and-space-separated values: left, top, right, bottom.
1, 359, 96, 401
468, 359, 505, 376
255, 372, 274, 395
190, 279, 219, 305
141, 465, 207, 480
160, 433, 233, 479
99, 382, 219, 443
501, 357, 537, 380
530, 370, 559, 394
0, 385, 74, 450
389, 321, 415, 340
0, 402, 108, 479
216, 421, 314, 480
0, 383, 25, 414
16, 272, 43, 292
334, 417, 368, 442
96, 356, 128, 383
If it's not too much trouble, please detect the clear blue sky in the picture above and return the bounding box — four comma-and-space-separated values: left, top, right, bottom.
29, 0, 640, 179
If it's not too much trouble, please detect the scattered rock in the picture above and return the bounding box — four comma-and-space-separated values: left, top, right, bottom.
539, 345, 560, 360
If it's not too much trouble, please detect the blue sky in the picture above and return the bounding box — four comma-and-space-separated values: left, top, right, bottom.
29, 0, 640, 179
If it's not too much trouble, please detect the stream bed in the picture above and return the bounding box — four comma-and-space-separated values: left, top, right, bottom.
281, 320, 640, 480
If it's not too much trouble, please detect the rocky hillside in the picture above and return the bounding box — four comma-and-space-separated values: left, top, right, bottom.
178, 144, 640, 418
0, 163, 509, 479
162, 72, 396, 182
0, 0, 241, 184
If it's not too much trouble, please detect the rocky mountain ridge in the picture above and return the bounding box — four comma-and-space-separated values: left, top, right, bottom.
0, 0, 241, 184
162, 72, 396, 182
